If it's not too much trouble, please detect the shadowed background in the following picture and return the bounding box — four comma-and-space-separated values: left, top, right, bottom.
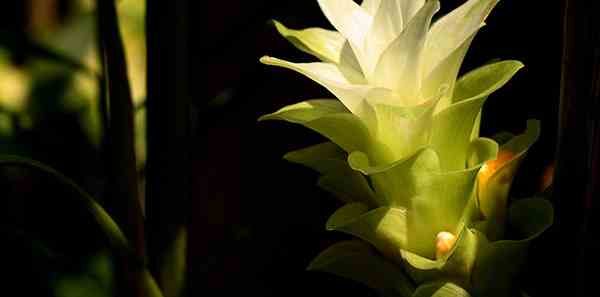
0, 0, 568, 297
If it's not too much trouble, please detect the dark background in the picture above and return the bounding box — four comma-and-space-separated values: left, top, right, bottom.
0, 0, 567, 296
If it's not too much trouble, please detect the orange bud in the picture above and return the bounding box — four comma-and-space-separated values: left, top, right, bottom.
540, 162, 555, 191
477, 150, 516, 198
435, 231, 457, 259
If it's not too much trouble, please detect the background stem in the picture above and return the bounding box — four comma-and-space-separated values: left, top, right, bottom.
146, 0, 190, 296
554, 1, 600, 296
97, 0, 145, 296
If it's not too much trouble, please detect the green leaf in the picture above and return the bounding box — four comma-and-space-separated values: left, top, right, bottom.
326, 202, 371, 230
362, 95, 438, 164
401, 226, 479, 286
284, 142, 346, 174
326, 205, 408, 262
466, 137, 499, 169
508, 197, 553, 237
318, 170, 380, 206
308, 240, 415, 297
477, 120, 540, 240
348, 146, 492, 259
470, 111, 481, 140
412, 282, 471, 297
259, 99, 372, 153
348, 148, 441, 208
271, 20, 345, 64
284, 142, 379, 206
430, 60, 524, 170
471, 198, 553, 297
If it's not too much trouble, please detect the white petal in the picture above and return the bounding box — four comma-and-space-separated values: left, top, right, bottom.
371, 0, 440, 103
361, 0, 382, 16
338, 41, 367, 84
317, 0, 372, 48
398, 0, 425, 25
424, 0, 499, 76
364, 0, 404, 76
272, 21, 366, 83
317, 0, 373, 74
260, 56, 371, 114
423, 30, 479, 113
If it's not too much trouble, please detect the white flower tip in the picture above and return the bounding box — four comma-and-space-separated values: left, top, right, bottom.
259, 56, 275, 65
435, 231, 457, 259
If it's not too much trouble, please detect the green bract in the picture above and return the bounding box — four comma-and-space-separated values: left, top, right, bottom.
259, 0, 552, 296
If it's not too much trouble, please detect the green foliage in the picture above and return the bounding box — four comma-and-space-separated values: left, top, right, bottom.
260, 0, 553, 296
308, 240, 415, 297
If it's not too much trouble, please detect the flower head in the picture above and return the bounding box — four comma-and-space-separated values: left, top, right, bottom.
262, 0, 502, 163
259, 2, 551, 296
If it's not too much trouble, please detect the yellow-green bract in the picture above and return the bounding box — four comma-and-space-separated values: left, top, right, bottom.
259, 1, 553, 296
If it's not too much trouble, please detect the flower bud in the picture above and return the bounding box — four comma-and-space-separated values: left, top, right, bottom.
477, 150, 516, 199
435, 231, 457, 259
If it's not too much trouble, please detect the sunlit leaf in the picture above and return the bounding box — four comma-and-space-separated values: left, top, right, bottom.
362, 96, 438, 163
259, 99, 372, 153
308, 240, 415, 297
271, 20, 345, 64
326, 205, 408, 261
477, 120, 540, 240
285, 142, 379, 205
348, 144, 494, 259
430, 60, 524, 170
401, 226, 478, 286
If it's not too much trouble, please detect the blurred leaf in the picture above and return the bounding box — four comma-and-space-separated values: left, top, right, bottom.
159, 227, 187, 297
0, 155, 164, 297
0, 155, 128, 249
55, 253, 115, 297
412, 282, 471, 297
0, 31, 97, 77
